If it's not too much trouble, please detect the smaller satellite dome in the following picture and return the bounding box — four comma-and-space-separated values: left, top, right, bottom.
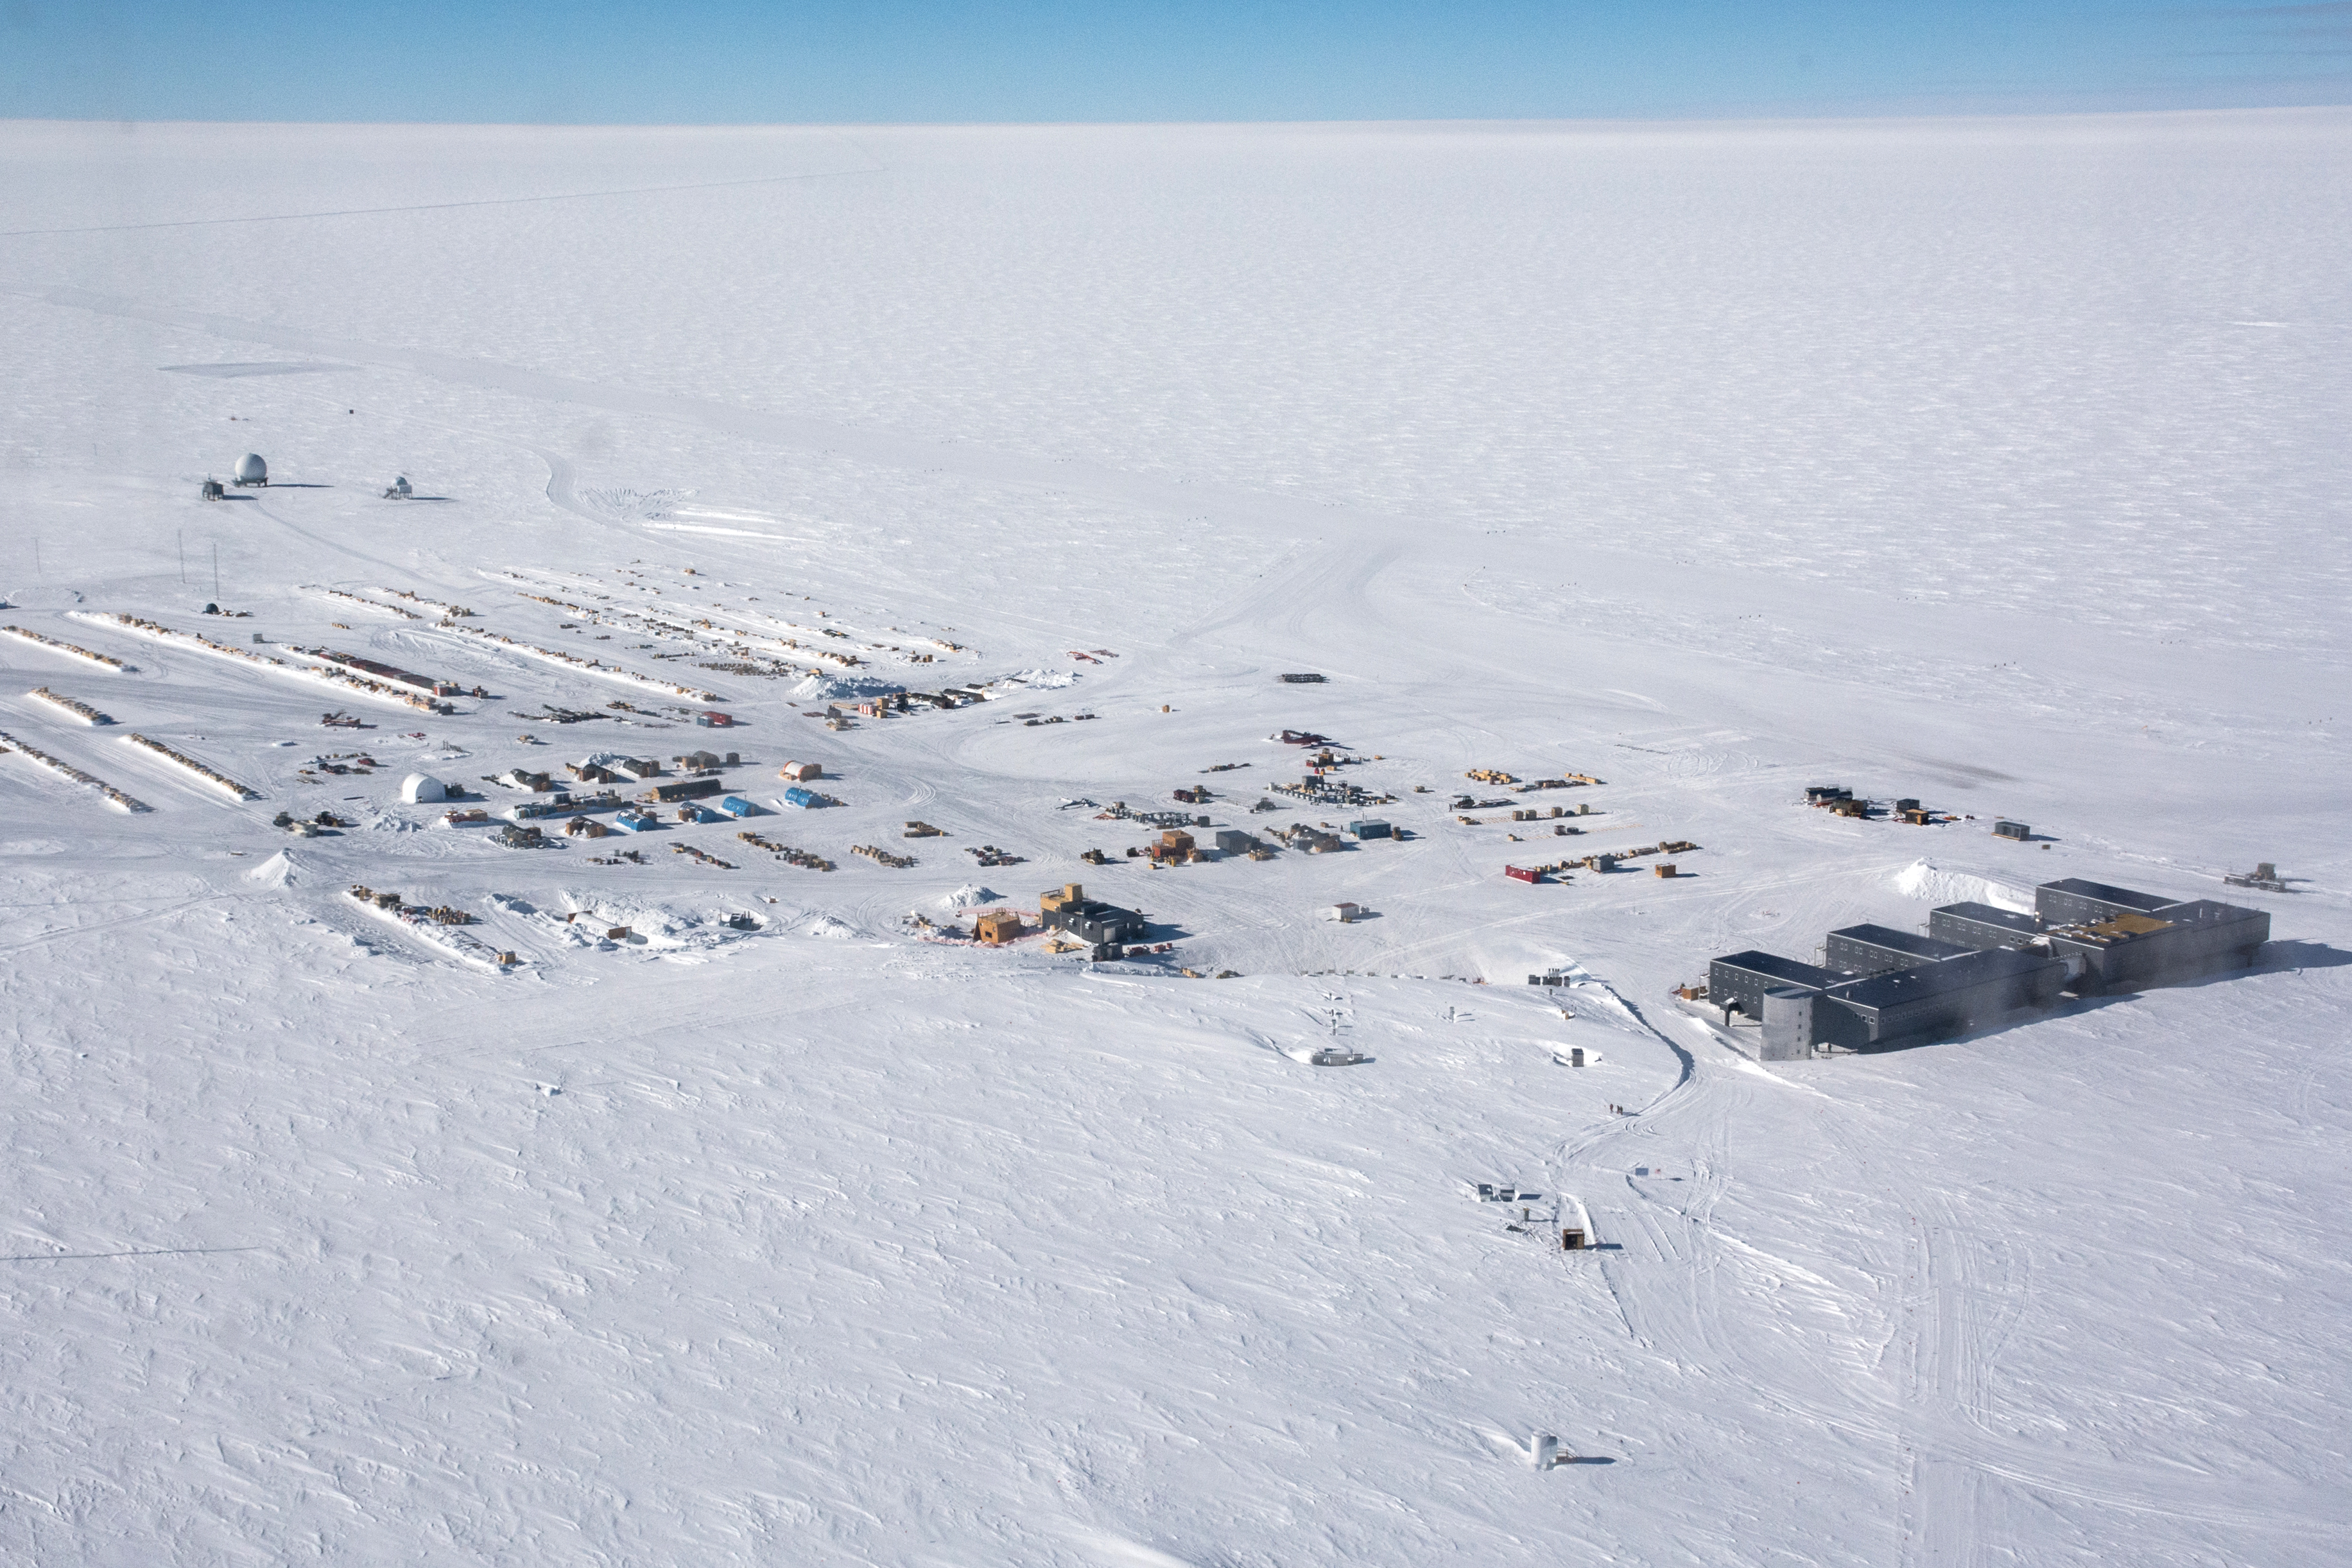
235, 453, 268, 483
401, 773, 447, 804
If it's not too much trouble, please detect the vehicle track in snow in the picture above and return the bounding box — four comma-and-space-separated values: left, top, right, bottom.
1808, 1101, 2344, 1559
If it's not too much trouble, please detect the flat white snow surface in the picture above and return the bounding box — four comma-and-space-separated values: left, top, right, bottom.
2, 114, 2349, 1565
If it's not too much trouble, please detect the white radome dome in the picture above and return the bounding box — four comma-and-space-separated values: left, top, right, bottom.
235, 452, 268, 483
401, 773, 447, 804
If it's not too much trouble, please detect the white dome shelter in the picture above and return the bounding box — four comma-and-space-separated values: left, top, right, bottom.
234, 453, 268, 486
401, 773, 447, 804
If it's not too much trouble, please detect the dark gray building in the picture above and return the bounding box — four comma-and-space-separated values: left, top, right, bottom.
1815, 947, 2069, 1049
2044, 897, 2270, 993
1928, 901, 2044, 952
2035, 877, 2174, 927
1042, 897, 1147, 947
1708, 951, 1858, 1022
1825, 924, 1974, 977
1213, 829, 1261, 856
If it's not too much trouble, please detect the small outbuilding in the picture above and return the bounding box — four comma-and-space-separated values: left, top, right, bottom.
1327, 901, 1362, 923
1038, 885, 1146, 946
642, 777, 724, 804
779, 761, 822, 782
400, 773, 448, 804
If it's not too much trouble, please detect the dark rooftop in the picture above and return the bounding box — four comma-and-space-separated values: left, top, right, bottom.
2039, 878, 2173, 914
1828, 924, 1973, 962
1711, 951, 1851, 990
1828, 947, 2056, 1013
1933, 900, 2043, 933
2152, 898, 2265, 927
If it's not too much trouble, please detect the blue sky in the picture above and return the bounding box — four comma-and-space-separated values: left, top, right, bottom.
3, 1, 2347, 123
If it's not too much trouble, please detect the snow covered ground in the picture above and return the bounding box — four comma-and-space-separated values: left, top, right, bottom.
1, 112, 2348, 1564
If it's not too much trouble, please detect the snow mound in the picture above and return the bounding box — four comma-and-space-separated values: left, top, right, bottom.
789, 671, 914, 702
804, 915, 861, 939
245, 850, 300, 888
994, 668, 1078, 691
1894, 857, 2034, 912
940, 884, 1001, 909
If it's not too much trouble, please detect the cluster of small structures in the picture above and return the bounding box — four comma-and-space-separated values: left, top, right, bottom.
1261, 822, 1351, 854
345, 883, 518, 969
1700, 876, 2274, 1058
1274, 773, 1390, 809
1094, 798, 1202, 829
1804, 784, 1963, 827
1469, 768, 1604, 791
272, 808, 352, 837
1505, 840, 1698, 884
737, 831, 834, 870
